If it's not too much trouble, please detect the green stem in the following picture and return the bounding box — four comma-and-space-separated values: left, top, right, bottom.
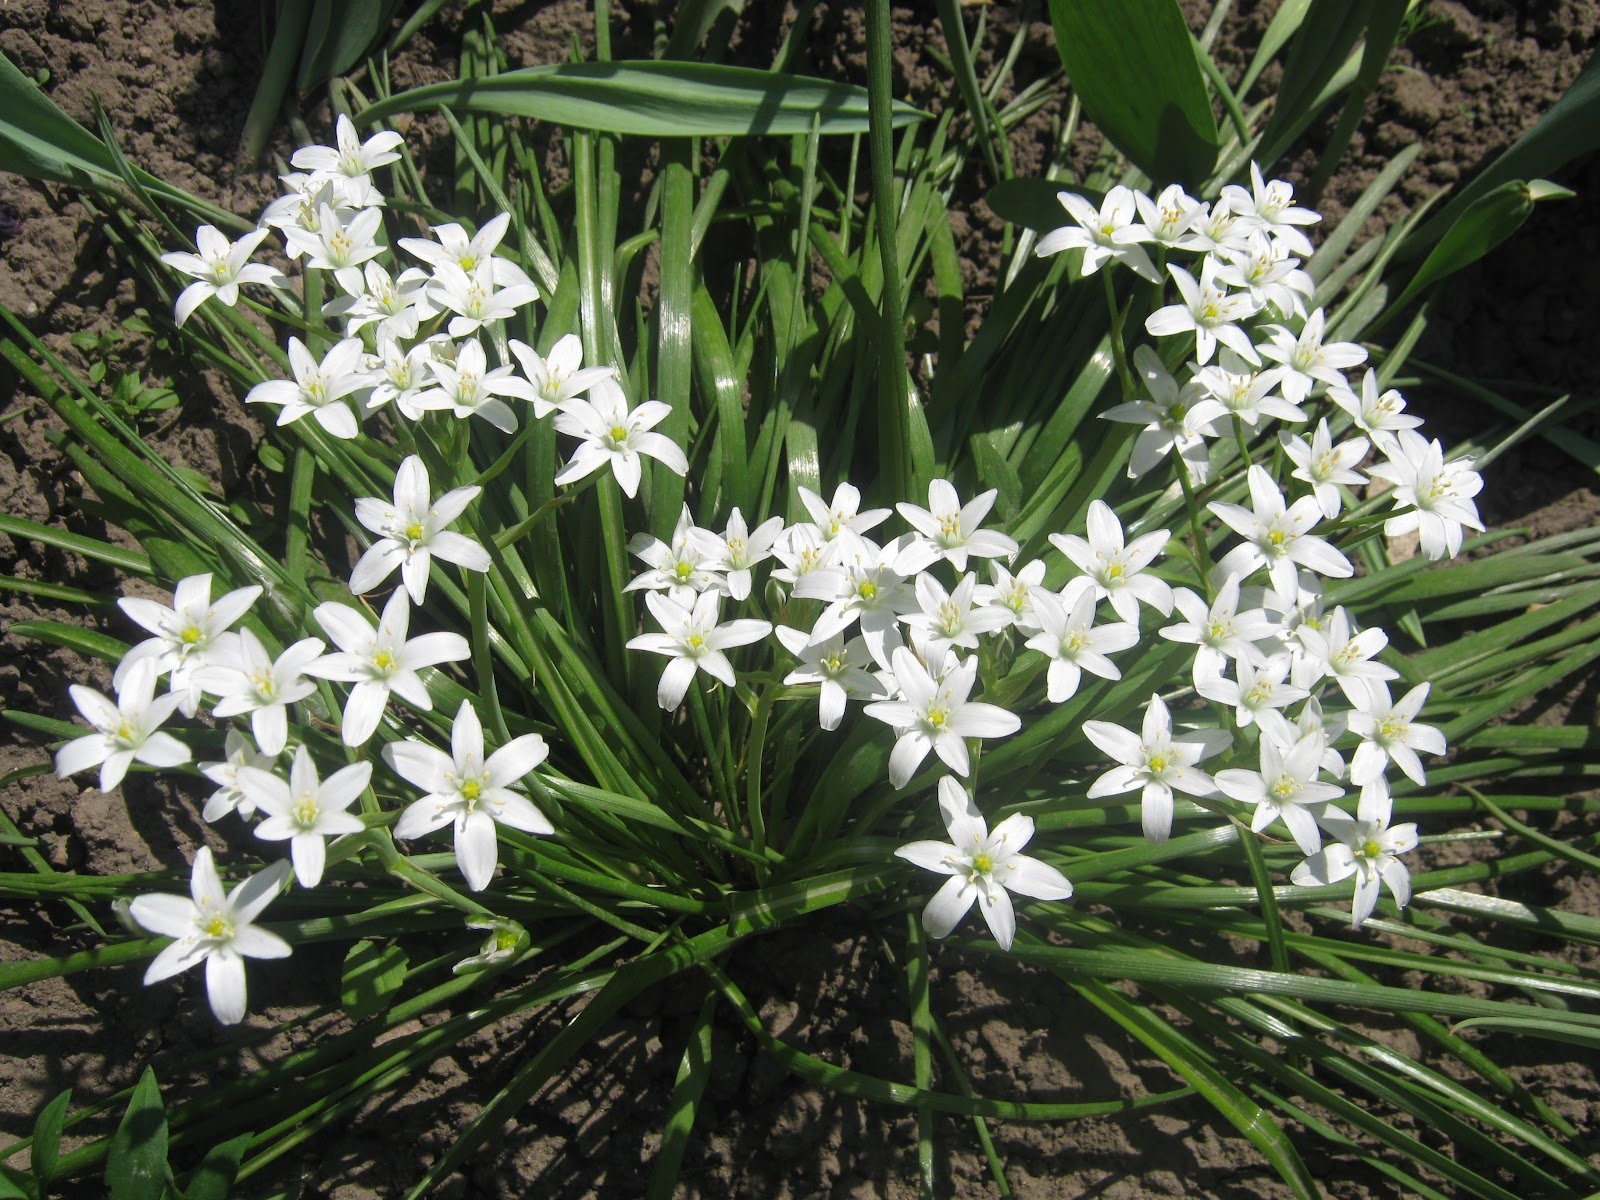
1102, 269, 1137, 402
867, 0, 911, 497
1175, 456, 1214, 593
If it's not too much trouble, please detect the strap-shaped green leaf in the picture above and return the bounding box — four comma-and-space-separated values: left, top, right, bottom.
1045, 0, 1219, 186
357, 61, 926, 137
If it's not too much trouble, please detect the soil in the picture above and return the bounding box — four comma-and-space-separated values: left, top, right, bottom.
3, 1, 1600, 1197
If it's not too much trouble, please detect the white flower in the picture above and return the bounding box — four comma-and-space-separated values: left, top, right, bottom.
416, 338, 537, 434
864, 647, 1020, 789
1145, 256, 1261, 366
625, 506, 726, 605
1048, 499, 1172, 622
796, 483, 892, 541
1035, 186, 1159, 282
160, 225, 286, 327
895, 479, 1018, 575
245, 336, 370, 440
774, 625, 883, 731
1282, 419, 1369, 519
1257, 309, 1367, 406
1196, 652, 1308, 730
1220, 163, 1320, 256
195, 630, 324, 756
282, 204, 386, 294
386, 700, 553, 891
1296, 606, 1398, 704
903, 572, 1012, 659
1082, 694, 1230, 843
129, 848, 292, 1025
199, 730, 277, 822
322, 261, 433, 341
972, 559, 1049, 634
1211, 465, 1354, 598
1193, 353, 1302, 427
1215, 732, 1344, 854
399, 213, 536, 291
896, 777, 1073, 950
1025, 584, 1138, 703
1158, 576, 1278, 680
239, 746, 370, 888
1179, 196, 1254, 256
770, 522, 836, 589
712, 507, 785, 602
55, 659, 190, 792
1367, 429, 1485, 560
260, 175, 369, 247
366, 334, 435, 420
1347, 681, 1445, 787
1329, 368, 1423, 436
553, 378, 688, 498
1102, 346, 1228, 481
507, 333, 615, 417
793, 530, 916, 669
1292, 781, 1418, 927
426, 259, 539, 339
291, 113, 404, 182
115, 573, 262, 716
350, 455, 490, 602
304, 591, 470, 747
1214, 230, 1312, 318
1134, 184, 1204, 249
626, 591, 772, 710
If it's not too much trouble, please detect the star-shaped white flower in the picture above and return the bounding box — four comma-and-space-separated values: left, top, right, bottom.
864, 647, 1021, 789
626, 591, 772, 710
1101, 347, 1228, 482
1159, 575, 1278, 681
1145, 256, 1261, 366
1048, 499, 1172, 623
350, 455, 490, 603
1292, 781, 1418, 928
416, 338, 538, 434
1024, 583, 1138, 703
1328, 369, 1423, 436
796, 483, 892, 541
1282, 419, 1369, 519
129, 848, 292, 1025
1082, 694, 1230, 843
1196, 652, 1309, 731
903, 572, 1013, 659
1347, 681, 1444, 787
282, 204, 386, 295
895, 479, 1018, 575
386, 700, 554, 891
794, 530, 917, 670
160, 225, 286, 327
1215, 731, 1344, 854
896, 777, 1073, 950
291, 113, 404, 182
55, 659, 190, 792
425, 259, 539, 339
1367, 429, 1485, 561
774, 625, 884, 731
239, 746, 370, 888
508, 333, 615, 417
245, 336, 370, 440
304, 591, 470, 746
1211, 465, 1353, 598
115, 572, 262, 716
199, 730, 277, 823
1035, 186, 1159, 282
194, 630, 324, 756
1296, 606, 1398, 704
553, 378, 688, 498
1257, 309, 1367, 406
399, 213, 536, 291
711, 507, 785, 601
625, 506, 727, 606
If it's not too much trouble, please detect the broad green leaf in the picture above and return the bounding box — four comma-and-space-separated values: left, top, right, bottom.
0, 1166, 28, 1199
1046, 0, 1220, 186
105, 1066, 172, 1200
1380, 180, 1570, 324
644, 992, 717, 1200
358, 61, 925, 138
983, 177, 1079, 232
7, 619, 130, 664
181, 1133, 252, 1200
30, 1087, 71, 1185
1254, 0, 1376, 169
340, 940, 409, 1024
297, 0, 403, 92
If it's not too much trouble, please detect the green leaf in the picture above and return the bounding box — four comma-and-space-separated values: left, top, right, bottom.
645, 992, 717, 1200
1453, 1016, 1600, 1052
6, 619, 130, 664
105, 1066, 172, 1200
340, 940, 408, 1024
983, 177, 1077, 232
358, 61, 926, 138
1045, 0, 1219, 186
30, 1088, 71, 1186
180, 1133, 252, 1200
1380, 180, 1568, 323
1253, 0, 1375, 168
0, 1165, 30, 1200
296, 0, 402, 92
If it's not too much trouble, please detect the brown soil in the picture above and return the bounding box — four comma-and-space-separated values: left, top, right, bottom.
3, 1, 1599, 1197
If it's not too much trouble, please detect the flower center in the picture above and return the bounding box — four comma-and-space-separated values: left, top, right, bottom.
180, 624, 203, 646
461, 778, 481, 803
925, 707, 949, 730
201, 912, 234, 940
1271, 774, 1298, 799
686, 632, 706, 652
114, 721, 137, 744
372, 649, 397, 674
972, 852, 994, 874
857, 581, 878, 602
937, 513, 962, 542
459, 253, 478, 271
1146, 753, 1168, 775
292, 793, 320, 827
1378, 716, 1408, 744
1362, 839, 1383, 859
609, 425, 629, 444
675, 561, 695, 581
